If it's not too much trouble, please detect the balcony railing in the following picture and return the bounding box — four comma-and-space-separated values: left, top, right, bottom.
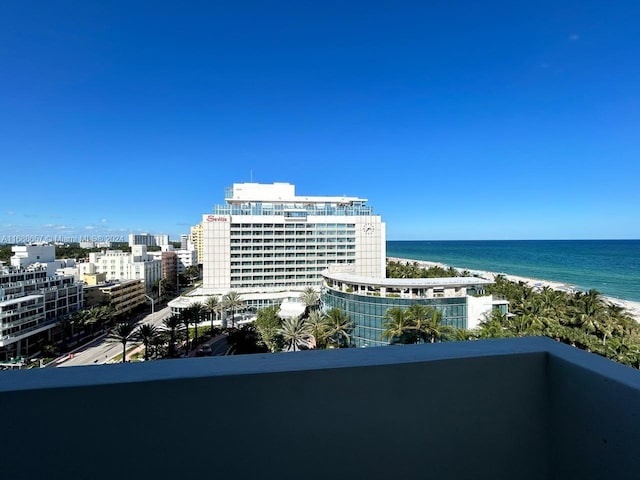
1, 337, 639, 479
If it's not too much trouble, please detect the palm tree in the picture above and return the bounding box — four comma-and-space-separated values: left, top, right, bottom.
279, 316, 314, 352
205, 296, 220, 332
447, 327, 475, 342
325, 307, 352, 348
186, 302, 205, 347
162, 314, 182, 358
478, 310, 511, 339
306, 310, 330, 349
70, 310, 88, 345
222, 291, 244, 328
382, 307, 415, 344
136, 323, 158, 361
58, 314, 74, 352
108, 322, 137, 363
93, 305, 116, 333
180, 310, 192, 353
405, 304, 431, 341
300, 287, 320, 316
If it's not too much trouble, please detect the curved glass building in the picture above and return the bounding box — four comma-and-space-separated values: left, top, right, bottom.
322, 269, 507, 347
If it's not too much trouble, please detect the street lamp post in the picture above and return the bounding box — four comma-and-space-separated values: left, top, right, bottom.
144, 294, 155, 317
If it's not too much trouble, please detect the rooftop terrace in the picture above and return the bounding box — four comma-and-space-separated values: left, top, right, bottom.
1, 337, 639, 479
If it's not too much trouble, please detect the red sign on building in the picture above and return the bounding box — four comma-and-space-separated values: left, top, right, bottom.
206, 215, 228, 222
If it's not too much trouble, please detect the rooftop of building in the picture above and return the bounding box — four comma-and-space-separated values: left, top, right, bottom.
1, 337, 639, 479
323, 270, 493, 289
83, 279, 143, 289
1, 264, 48, 275
224, 182, 368, 205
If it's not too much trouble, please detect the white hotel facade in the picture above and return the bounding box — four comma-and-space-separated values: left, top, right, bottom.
178, 182, 386, 312
173, 182, 506, 336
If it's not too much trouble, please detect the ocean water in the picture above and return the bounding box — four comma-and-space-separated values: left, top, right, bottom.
386, 240, 640, 302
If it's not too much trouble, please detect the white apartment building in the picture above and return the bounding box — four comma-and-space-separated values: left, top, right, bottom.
0, 265, 83, 360
175, 249, 197, 274
148, 247, 198, 274
10, 244, 76, 277
88, 245, 161, 292
199, 182, 385, 303
128, 233, 170, 248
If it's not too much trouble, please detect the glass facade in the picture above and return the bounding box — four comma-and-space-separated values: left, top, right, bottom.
213, 202, 373, 217
322, 288, 468, 348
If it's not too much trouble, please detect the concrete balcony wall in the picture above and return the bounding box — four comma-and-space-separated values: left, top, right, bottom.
1, 338, 639, 479
547, 346, 640, 479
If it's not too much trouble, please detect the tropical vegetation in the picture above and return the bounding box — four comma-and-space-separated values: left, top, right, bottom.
380, 261, 640, 369
44, 256, 640, 371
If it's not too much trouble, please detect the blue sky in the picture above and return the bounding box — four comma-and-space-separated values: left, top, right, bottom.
1, 1, 639, 241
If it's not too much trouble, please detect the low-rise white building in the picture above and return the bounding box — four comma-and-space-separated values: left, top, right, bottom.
88, 245, 161, 292
149, 246, 198, 275
10, 244, 76, 277
128, 233, 170, 248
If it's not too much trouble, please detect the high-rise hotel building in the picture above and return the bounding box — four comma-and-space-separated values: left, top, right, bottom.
201, 182, 385, 297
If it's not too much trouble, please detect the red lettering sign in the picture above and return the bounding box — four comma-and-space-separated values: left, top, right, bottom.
206, 215, 228, 222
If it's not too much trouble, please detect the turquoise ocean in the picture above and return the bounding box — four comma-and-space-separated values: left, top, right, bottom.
386, 240, 640, 303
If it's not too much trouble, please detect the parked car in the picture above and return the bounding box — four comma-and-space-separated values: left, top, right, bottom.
195, 345, 213, 357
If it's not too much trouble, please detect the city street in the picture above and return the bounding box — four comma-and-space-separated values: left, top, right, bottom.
56, 305, 171, 367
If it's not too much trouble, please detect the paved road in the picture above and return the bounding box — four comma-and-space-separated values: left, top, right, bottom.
57, 306, 172, 367
55, 309, 254, 367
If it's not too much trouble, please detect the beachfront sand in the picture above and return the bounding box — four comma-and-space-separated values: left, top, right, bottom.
387, 257, 640, 322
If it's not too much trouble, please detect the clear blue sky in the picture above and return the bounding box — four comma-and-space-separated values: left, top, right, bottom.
1, 1, 639, 241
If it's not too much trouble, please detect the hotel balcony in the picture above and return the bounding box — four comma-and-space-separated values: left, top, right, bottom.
1, 337, 639, 479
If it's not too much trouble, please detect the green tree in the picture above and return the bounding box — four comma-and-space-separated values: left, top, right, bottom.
306, 310, 331, 349
162, 314, 182, 358
226, 324, 268, 355
300, 287, 320, 316
180, 310, 192, 353
57, 314, 74, 352
325, 307, 352, 348
222, 291, 244, 328
185, 265, 201, 283
279, 316, 313, 352
186, 302, 205, 347
136, 323, 158, 361
255, 305, 282, 352
205, 296, 220, 332
382, 307, 416, 344
478, 310, 512, 339
108, 322, 137, 363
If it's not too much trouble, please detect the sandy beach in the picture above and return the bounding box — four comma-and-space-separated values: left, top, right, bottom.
388, 257, 640, 323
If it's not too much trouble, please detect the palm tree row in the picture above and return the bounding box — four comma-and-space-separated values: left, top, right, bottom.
103, 291, 248, 363
386, 259, 470, 279
381, 304, 454, 344
253, 288, 353, 352
58, 305, 117, 350
108, 321, 159, 362
377, 274, 640, 370
476, 276, 640, 368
